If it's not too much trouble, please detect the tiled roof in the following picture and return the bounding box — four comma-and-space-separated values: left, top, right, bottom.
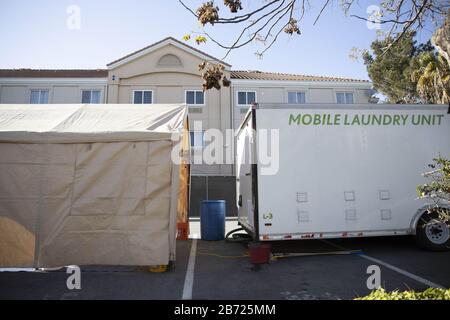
107, 37, 232, 67
231, 70, 370, 83
0, 69, 370, 84
0, 69, 108, 78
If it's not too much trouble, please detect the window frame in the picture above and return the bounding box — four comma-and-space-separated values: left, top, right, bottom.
185, 90, 206, 106
30, 89, 50, 104
189, 131, 205, 149
132, 90, 154, 104
236, 90, 257, 106
336, 91, 355, 104
81, 89, 102, 104
287, 91, 307, 104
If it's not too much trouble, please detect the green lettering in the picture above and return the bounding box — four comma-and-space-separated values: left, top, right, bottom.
393, 115, 401, 125
314, 114, 321, 125
302, 114, 312, 125
289, 114, 301, 125
422, 115, 431, 125
334, 114, 341, 125
383, 115, 392, 125
401, 115, 409, 125
326, 114, 333, 125
372, 114, 382, 125
412, 115, 421, 125
344, 114, 350, 125
351, 114, 361, 125
361, 114, 371, 125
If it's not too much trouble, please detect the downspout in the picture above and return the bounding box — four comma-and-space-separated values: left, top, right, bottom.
104, 74, 109, 104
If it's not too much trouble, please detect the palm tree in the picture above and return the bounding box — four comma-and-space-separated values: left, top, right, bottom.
411, 51, 450, 104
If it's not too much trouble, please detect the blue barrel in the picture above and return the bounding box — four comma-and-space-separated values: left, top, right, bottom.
200, 200, 226, 241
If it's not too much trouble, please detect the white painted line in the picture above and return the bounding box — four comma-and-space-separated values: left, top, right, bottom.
0, 268, 35, 272
359, 254, 445, 289
322, 240, 445, 289
182, 239, 198, 300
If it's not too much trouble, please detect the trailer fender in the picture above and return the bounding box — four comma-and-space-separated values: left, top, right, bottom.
410, 203, 450, 234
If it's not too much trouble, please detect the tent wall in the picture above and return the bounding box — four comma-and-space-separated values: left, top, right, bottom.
0, 140, 177, 267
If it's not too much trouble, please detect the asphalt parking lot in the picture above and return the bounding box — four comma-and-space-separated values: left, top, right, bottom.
0, 233, 449, 300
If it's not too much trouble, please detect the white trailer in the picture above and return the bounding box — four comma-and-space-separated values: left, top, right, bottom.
236, 104, 450, 250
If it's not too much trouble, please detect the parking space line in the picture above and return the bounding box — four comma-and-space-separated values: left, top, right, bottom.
182, 239, 198, 300
322, 240, 445, 289
358, 254, 445, 289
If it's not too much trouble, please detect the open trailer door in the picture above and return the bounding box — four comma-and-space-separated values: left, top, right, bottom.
236, 107, 259, 239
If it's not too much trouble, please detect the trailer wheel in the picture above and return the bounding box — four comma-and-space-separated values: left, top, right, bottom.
415, 209, 450, 251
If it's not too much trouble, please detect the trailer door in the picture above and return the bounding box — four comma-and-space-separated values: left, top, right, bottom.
236, 111, 256, 234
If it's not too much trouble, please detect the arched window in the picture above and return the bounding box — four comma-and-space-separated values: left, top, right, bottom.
157, 54, 182, 67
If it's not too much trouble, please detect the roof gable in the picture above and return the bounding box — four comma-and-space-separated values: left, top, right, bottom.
107, 37, 231, 69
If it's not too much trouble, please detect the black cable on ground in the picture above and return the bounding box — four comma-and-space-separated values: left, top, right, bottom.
225, 227, 253, 243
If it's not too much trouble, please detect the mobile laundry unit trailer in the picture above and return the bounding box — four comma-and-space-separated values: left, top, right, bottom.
236, 104, 450, 251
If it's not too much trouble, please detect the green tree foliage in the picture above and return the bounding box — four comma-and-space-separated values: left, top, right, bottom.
411, 50, 450, 104
363, 32, 419, 103
364, 33, 450, 104
432, 9, 450, 68
417, 155, 450, 222
356, 288, 450, 300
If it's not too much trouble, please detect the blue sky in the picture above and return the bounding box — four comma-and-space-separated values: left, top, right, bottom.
0, 0, 435, 80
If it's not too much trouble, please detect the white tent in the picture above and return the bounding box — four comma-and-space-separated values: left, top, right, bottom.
0, 104, 188, 268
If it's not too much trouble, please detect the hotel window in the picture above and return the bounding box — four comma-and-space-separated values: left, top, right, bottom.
237, 91, 256, 106
82, 90, 101, 104
336, 92, 354, 104
190, 131, 205, 148
133, 90, 153, 104
288, 91, 306, 104
185, 90, 205, 105
30, 90, 49, 104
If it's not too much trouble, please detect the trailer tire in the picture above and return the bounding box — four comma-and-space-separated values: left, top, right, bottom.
415, 209, 450, 251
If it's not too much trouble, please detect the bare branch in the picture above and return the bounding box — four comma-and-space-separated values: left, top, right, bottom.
313, 0, 331, 25
178, 0, 449, 90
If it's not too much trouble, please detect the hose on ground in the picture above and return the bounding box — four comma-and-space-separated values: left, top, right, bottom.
225, 227, 252, 243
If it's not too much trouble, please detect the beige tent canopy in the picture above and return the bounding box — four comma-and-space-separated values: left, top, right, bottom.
0, 104, 189, 268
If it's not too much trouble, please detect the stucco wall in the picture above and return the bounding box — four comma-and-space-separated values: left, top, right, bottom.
231, 84, 372, 128
0, 41, 372, 179
0, 83, 106, 104
107, 43, 233, 176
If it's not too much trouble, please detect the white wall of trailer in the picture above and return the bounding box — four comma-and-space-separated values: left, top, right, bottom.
237, 105, 450, 241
